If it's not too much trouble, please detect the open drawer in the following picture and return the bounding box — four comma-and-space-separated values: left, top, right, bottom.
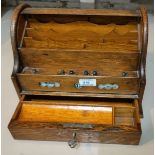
8, 95, 141, 146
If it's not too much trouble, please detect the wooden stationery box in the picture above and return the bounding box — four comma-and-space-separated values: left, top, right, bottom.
8, 4, 148, 146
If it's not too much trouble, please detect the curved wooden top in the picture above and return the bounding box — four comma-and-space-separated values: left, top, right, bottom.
10, 3, 31, 75
21, 8, 141, 17
139, 6, 148, 80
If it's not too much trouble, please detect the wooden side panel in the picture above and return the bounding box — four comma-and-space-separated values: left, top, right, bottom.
138, 6, 148, 116
11, 4, 31, 74
11, 75, 21, 98
115, 107, 135, 126
17, 74, 139, 94
16, 15, 26, 47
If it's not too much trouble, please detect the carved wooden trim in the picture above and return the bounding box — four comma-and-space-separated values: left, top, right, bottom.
10, 3, 31, 75
139, 6, 148, 81
10, 4, 31, 97
138, 6, 148, 116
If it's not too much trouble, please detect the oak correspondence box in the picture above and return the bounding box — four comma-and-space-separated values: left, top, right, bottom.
8, 3, 148, 147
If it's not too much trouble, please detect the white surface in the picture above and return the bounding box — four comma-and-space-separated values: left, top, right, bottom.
1, 8, 154, 155
80, 0, 95, 3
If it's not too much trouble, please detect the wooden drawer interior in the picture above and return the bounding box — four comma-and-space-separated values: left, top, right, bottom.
8, 96, 141, 144
10, 96, 140, 128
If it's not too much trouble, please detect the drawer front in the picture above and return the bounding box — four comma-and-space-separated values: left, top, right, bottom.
8, 97, 141, 145
17, 74, 139, 94
9, 121, 141, 145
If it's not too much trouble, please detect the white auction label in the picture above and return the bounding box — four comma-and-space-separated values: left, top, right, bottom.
79, 79, 96, 86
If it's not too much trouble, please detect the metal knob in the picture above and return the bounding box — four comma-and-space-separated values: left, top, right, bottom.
83, 70, 89, 75
39, 82, 60, 88
68, 133, 78, 148
97, 83, 119, 90
69, 70, 75, 75
92, 71, 97, 76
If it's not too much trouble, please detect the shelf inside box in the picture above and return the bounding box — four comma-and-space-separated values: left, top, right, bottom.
21, 15, 139, 51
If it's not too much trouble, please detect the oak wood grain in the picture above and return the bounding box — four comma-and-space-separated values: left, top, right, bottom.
10, 3, 30, 75
9, 4, 148, 145
18, 103, 113, 125
19, 48, 140, 73
22, 18, 138, 51
21, 67, 139, 77
21, 8, 141, 17
11, 97, 138, 126
8, 121, 141, 144
8, 98, 141, 144
138, 6, 148, 116
21, 91, 139, 99
24, 20, 138, 50
17, 74, 139, 94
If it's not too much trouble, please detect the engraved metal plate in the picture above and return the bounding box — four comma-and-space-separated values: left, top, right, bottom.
79, 79, 96, 86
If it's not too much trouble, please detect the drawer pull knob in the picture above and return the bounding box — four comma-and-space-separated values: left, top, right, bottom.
39, 82, 60, 88
68, 132, 78, 148
97, 83, 119, 90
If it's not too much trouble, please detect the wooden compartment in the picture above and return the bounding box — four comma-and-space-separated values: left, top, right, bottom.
16, 7, 142, 96
22, 17, 139, 51
19, 14, 140, 71
8, 96, 141, 144
11, 6, 144, 97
